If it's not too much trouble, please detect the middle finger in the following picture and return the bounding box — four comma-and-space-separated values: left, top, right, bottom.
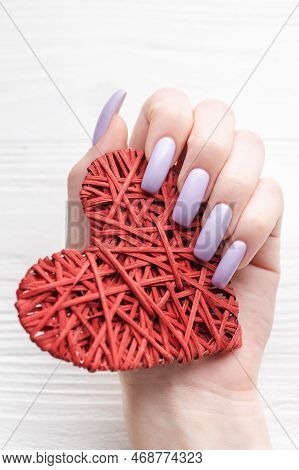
194, 130, 265, 262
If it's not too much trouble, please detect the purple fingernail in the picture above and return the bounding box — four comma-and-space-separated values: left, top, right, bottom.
212, 240, 247, 288
172, 169, 209, 227
92, 89, 127, 144
141, 137, 176, 194
194, 203, 232, 262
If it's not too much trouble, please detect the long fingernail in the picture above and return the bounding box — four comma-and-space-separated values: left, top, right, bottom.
172, 169, 209, 227
194, 203, 232, 262
212, 240, 247, 288
141, 137, 176, 194
92, 89, 127, 144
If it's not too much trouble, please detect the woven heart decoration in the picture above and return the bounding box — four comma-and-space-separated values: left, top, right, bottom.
16, 148, 241, 372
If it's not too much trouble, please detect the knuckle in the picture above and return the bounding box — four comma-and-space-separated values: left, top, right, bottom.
149, 87, 189, 106
150, 100, 192, 123
195, 99, 235, 120
261, 177, 282, 194
186, 137, 229, 164
151, 101, 177, 118
236, 129, 265, 152
246, 214, 270, 236
152, 86, 185, 97
223, 172, 252, 193
204, 140, 229, 160
260, 178, 284, 207
149, 100, 164, 117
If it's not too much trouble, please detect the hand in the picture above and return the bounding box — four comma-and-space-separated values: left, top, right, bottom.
67, 88, 283, 449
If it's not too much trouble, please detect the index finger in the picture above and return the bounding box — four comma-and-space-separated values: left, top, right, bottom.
130, 88, 193, 193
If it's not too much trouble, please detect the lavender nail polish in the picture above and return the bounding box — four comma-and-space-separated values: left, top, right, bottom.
141, 137, 176, 194
92, 89, 127, 144
212, 240, 247, 288
172, 169, 209, 227
194, 203, 232, 262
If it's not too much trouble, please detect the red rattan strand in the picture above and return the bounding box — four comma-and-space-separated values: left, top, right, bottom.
15, 148, 241, 372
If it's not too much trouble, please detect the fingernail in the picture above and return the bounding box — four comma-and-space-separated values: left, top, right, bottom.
141, 137, 176, 194
212, 240, 247, 288
92, 89, 127, 144
194, 203, 232, 262
172, 169, 209, 227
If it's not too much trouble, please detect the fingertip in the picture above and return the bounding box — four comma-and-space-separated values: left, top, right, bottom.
212, 240, 247, 288
92, 89, 127, 145
93, 114, 128, 155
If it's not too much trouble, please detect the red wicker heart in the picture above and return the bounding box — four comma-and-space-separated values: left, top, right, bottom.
15, 148, 241, 372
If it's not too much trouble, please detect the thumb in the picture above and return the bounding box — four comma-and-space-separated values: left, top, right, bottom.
67, 93, 128, 249
68, 114, 128, 202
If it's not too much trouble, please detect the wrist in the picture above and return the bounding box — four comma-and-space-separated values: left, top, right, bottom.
119, 376, 271, 450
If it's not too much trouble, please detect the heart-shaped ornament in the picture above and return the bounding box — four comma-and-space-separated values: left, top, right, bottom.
16, 149, 241, 372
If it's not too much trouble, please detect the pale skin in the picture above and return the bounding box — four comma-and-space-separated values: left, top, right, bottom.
68, 88, 283, 449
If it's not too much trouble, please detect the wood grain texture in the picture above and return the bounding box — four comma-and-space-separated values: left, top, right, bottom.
0, 0, 298, 450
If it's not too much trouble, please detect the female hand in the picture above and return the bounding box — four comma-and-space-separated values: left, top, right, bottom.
67, 88, 283, 449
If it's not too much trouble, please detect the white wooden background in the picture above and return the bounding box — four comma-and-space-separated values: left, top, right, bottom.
0, 0, 298, 450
